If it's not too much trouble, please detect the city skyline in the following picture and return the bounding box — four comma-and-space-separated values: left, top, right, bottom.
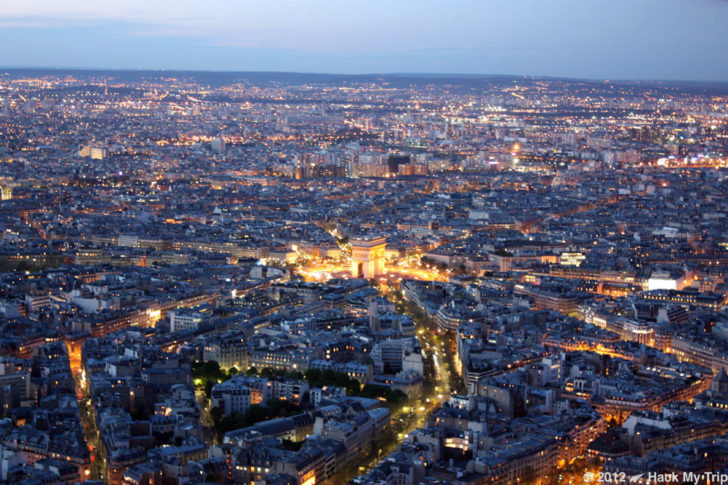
1, 2, 728, 483
1, 0, 728, 81
0, 56, 727, 485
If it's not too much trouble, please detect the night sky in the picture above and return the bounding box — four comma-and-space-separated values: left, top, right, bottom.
1, 0, 727, 80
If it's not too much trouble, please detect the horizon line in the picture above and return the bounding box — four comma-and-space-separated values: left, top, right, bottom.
2, 65, 728, 85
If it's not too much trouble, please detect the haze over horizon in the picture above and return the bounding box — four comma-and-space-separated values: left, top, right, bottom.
1, 0, 727, 81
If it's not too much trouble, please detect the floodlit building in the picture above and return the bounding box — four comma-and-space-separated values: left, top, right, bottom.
350, 237, 386, 279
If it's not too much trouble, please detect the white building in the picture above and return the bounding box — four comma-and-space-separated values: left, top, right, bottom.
211, 380, 252, 415
169, 307, 209, 333
371, 338, 422, 376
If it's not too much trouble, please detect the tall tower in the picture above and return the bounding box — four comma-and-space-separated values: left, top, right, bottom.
350, 237, 387, 279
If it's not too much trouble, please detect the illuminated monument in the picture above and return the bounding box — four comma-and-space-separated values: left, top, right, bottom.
0, 184, 13, 201
350, 237, 386, 279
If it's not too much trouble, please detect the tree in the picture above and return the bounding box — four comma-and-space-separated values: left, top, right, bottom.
261, 367, 279, 379
15, 261, 31, 272
218, 411, 247, 433
193, 361, 223, 381
242, 405, 271, 427
333, 372, 350, 388
321, 369, 336, 383
386, 390, 408, 406
266, 398, 298, 417
360, 384, 389, 399
305, 368, 322, 385
210, 406, 223, 426
204, 379, 215, 399
345, 379, 361, 396
285, 370, 303, 380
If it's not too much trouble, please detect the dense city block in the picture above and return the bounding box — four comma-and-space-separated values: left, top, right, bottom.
0, 70, 727, 484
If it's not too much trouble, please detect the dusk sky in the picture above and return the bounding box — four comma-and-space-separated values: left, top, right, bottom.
1, 0, 727, 80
